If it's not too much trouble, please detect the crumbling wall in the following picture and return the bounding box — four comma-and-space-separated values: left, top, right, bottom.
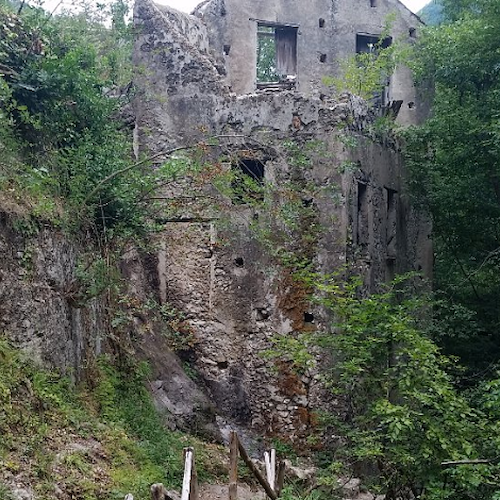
133, 0, 432, 444
194, 0, 425, 125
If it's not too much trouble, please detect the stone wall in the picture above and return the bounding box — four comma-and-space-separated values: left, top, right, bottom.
193, 0, 426, 125
133, 0, 432, 444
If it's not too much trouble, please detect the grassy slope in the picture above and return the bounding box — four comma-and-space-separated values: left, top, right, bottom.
0, 340, 227, 500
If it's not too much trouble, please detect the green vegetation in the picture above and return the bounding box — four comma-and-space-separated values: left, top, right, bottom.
0, 338, 226, 500
405, 0, 500, 373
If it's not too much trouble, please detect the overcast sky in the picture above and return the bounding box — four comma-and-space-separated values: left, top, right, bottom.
156, 0, 431, 15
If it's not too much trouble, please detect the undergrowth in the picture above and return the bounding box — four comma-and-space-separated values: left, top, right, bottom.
0, 339, 227, 500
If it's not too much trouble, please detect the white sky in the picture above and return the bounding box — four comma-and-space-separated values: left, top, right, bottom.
157, 0, 431, 15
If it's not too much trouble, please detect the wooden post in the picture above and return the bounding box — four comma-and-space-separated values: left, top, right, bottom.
190, 448, 199, 500
229, 431, 239, 500
151, 483, 167, 500
270, 449, 276, 491
275, 461, 286, 497
237, 439, 277, 500
264, 451, 272, 490
181, 448, 194, 500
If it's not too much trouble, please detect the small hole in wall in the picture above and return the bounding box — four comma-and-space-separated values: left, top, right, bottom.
409, 27, 417, 38
217, 360, 229, 369
319, 54, 327, 63
370, 0, 377, 6
319, 18, 325, 28
256, 308, 270, 321
304, 312, 314, 323
223, 44, 231, 55
302, 198, 314, 208
220, 5, 226, 16
408, 101, 415, 109
234, 257, 244, 267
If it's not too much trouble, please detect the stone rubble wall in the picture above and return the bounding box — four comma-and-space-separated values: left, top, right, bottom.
133, 0, 432, 445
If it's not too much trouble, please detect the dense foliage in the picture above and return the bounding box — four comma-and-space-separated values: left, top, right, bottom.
0, 0, 159, 237
405, 0, 500, 372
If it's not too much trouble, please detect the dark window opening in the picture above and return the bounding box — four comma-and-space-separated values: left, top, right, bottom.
224, 44, 231, 55
257, 23, 298, 88
385, 187, 398, 259
319, 53, 327, 63
370, 0, 377, 6
234, 257, 244, 267
409, 27, 417, 38
304, 312, 314, 323
239, 159, 265, 181
217, 360, 229, 369
319, 18, 325, 28
356, 33, 392, 54
356, 182, 369, 247
232, 159, 265, 204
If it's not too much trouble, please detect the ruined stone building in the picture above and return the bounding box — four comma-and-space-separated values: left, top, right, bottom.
132, 0, 432, 442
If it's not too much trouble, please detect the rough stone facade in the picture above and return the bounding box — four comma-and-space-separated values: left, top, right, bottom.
133, 0, 432, 444
193, 0, 427, 125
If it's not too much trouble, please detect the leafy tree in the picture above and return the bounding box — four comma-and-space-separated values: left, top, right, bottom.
404, 0, 500, 372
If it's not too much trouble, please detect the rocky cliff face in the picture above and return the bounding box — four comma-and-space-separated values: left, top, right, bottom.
0, 207, 105, 381
0, 202, 220, 441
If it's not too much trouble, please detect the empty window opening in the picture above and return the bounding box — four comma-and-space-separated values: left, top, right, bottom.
356, 182, 369, 247
234, 257, 244, 267
370, 0, 377, 6
319, 53, 327, 63
223, 44, 231, 55
239, 159, 265, 181
232, 159, 265, 204
217, 360, 229, 369
385, 187, 398, 259
409, 27, 417, 38
302, 197, 314, 208
356, 33, 392, 54
304, 312, 314, 323
319, 18, 325, 28
257, 23, 298, 87
408, 101, 415, 109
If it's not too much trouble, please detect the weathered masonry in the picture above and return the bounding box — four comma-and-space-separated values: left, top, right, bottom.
132, 0, 432, 441
193, 0, 426, 125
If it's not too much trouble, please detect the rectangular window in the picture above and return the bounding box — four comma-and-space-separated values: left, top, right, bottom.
257, 23, 298, 88
385, 187, 398, 259
356, 33, 392, 54
356, 182, 369, 248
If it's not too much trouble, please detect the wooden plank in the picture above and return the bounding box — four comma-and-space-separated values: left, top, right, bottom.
264, 451, 272, 490
441, 459, 491, 467
237, 438, 277, 500
181, 448, 194, 500
275, 461, 286, 497
270, 450, 276, 491
190, 448, 199, 500
229, 431, 238, 500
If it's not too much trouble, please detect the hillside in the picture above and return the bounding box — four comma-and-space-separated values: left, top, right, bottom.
418, 0, 444, 25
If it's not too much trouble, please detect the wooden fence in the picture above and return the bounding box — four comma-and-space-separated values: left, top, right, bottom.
124, 431, 285, 500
